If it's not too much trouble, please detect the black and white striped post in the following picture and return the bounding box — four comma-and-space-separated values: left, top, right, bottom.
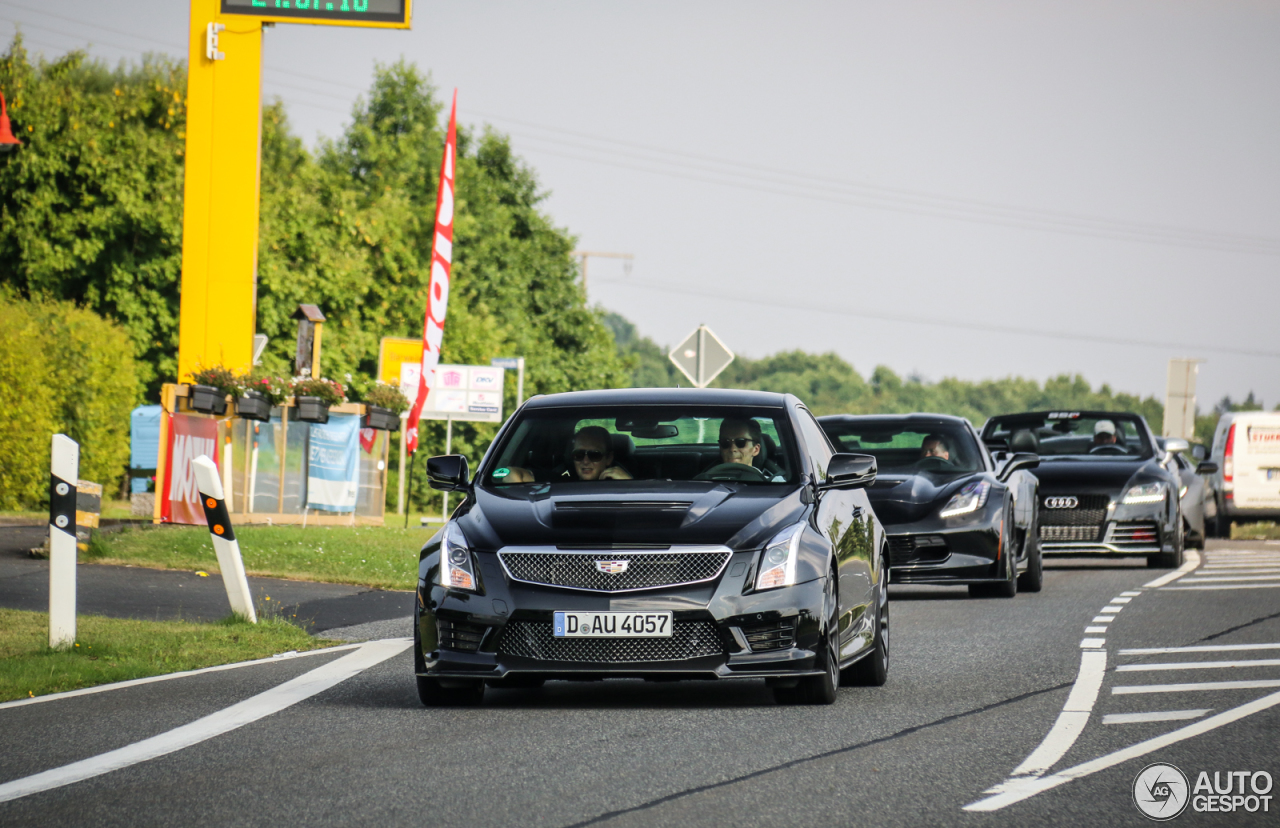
48, 434, 79, 648
191, 455, 257, 623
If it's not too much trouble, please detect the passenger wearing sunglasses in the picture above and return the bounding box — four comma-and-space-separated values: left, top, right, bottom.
718, 418, 763, 467
569, 425, 632, 481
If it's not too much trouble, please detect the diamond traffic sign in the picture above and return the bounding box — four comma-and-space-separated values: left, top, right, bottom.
669, 325, 734, 388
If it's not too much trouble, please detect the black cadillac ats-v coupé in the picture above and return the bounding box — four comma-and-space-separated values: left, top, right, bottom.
819, 413, 1042, 597
980, 411, 1185, 569
414, 388, 889, 706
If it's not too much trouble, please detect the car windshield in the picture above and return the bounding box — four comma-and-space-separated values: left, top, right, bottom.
821, 420, 983, 475
984, 413, 1153, 460
483, 406, 799, 486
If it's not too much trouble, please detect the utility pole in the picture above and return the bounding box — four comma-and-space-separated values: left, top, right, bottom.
571, 251, 634, 301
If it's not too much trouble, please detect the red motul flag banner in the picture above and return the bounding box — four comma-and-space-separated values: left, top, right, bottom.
405, 90, 457, 455
160, 413, 219, 525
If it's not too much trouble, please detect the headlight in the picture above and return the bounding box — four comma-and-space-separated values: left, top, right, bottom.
439, 523, 478, 591
1123, 482, 1166, 505
939, 480, 990, 518
756, 523, 804, 590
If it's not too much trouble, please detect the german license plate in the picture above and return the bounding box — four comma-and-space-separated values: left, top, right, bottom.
553, 611, 672, 638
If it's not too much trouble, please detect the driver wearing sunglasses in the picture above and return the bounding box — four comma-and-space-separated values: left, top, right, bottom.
569, 426, 632, 481
718, 418, 762, 467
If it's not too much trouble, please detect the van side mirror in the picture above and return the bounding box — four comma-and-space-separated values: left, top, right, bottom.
1195, 461, 1218, 475
998, 452, 1039, 482
427, 455, 470, 491
821, 453, 877, 490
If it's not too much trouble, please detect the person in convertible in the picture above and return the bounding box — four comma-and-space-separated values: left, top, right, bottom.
499, 425, 632, 482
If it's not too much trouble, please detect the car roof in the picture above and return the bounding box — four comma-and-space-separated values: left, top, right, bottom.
521, 387, 793, 410
987, 410, 1143, 421
817, 412, 973, 428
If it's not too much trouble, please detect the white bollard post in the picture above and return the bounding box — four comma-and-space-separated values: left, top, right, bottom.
192, 455, 257, 623
48, 434, 79, 648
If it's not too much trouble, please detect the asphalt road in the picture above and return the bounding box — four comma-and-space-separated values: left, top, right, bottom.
3, 539, 1279, 827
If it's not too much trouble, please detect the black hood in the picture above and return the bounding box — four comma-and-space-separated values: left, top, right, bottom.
457, 481, 806, 552
1031, 458, 1165, 494
865, 472, 976, 525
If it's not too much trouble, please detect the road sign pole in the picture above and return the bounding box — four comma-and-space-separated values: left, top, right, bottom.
49, 434, 79, 649
516, 357, 525, 408
442, 416, 453, 523
697, 326, 707, 387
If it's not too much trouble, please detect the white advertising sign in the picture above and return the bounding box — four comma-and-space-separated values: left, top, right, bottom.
400, 363, 505, 423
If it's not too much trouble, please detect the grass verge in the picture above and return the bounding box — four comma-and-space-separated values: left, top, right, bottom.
1233, 522, 1280, 540
86, 524, 427, 590
0, 608, 337, 703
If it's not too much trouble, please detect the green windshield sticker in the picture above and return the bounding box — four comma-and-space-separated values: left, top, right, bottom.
493, 468, 510, 478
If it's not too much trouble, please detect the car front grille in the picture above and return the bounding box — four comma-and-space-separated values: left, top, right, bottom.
740, 618, 797, 652
1040, 525, 1102, 543
1107, 522, 1160, 545
438, 618, 488, 653
496, 620, 723, 663
498, 548, 732, 592
887, 534, 949, 566
1040, 494, 1109, 526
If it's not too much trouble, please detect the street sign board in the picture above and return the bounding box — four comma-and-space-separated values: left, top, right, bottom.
378, 339, 505, 423
220, 0, 412, 27
669, 325, 734, 388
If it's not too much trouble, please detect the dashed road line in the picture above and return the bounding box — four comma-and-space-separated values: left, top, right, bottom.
1113, 679, 1280, 694
1119, 642, 1280, 656
1102, 710, 1211, 725
1116, 658, 1280, 672
0, 638, 411, 805
1006, 650, 1108, 778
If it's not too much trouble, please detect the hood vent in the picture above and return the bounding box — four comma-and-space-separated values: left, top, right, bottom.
555, 501, 692, 513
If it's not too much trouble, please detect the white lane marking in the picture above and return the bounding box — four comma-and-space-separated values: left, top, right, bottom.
1180, 574, 1280, 583
0, 638, 410, 804
1081, 638, 1106, 649
1092, 615, 1116, 623
1102, 710, 1211, 725
0, 643, 371, 712
964, 689, 1280, 811
1121, 591, 1142, 597
1116, 658, 1280, 672
1164, 583, 1280, 591
1110, 597, 1132, 604
1199, 564, 1280, 571
1143, 548, 1201, 588
1101, 605, 1124, 613
1008, 650, 1108, 778
1113, 679, 1280, 694
1085, 626, 1108, 634
1120, 643, 1280, 656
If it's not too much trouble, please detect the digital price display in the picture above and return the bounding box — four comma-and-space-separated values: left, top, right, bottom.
220, 0, 410, 27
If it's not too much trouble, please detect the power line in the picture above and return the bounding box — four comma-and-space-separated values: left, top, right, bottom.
591, 275, 1280, 360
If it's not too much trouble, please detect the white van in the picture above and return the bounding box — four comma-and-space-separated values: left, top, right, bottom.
1208, 411, 1280, 534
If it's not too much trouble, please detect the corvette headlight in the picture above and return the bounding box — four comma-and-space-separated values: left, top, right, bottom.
939, 480, 990, 518
756, 523, 804, 590
439, 523, 478, 591
1123, 482, 1166, 505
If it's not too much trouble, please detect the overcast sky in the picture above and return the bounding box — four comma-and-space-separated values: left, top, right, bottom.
4, 1, 1278, 411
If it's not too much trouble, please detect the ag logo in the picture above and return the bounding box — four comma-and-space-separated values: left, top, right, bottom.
594, 560, 629, 575
1133, 762, 1190, 821
1045, 496, 1079, 509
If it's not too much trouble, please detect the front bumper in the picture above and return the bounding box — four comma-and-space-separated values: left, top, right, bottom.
882, 500, 1007, 586
416, 549, 831, 682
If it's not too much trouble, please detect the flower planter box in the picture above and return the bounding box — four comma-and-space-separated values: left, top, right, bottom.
363, 405, 401, 432
189, 385, 228, 416
236, 389, 272, 422
295, 395, 330, 424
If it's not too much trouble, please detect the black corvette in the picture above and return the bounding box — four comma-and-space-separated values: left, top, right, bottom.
980, 411, 1184, 568
819, 414, 1041, 596
415, 388, 890, 706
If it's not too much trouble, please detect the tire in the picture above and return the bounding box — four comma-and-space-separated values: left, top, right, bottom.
970, 511, 1018, 598
842, 592, 888, 687
1017, 511, 1044, 593
413, 613, 485, 706
774, 575, 839, 705
1147, 512, 1185, 569
1186, 517, 1205, 551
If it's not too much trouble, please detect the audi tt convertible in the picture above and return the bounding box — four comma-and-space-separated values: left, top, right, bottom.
980, 411, 1184, 568
819, 414, 1041, 597
415, 388, 890, 706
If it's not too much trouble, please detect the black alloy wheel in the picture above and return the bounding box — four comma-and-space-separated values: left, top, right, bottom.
971, 503, 1018, 598
414, 615, 485, 706
774, 573, 840, 705
1017, 508, 1044, 593
1148, 504, 1186, 569
1186, 516, 1205, 551
843, 582, 888, 687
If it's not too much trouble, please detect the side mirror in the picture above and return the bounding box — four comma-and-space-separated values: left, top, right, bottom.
427, 454, 470, 491
998, 452, 1039, 482
822, 453, 877, 490
1163, 438, 1191, 454
1196, 461, 1219, 475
